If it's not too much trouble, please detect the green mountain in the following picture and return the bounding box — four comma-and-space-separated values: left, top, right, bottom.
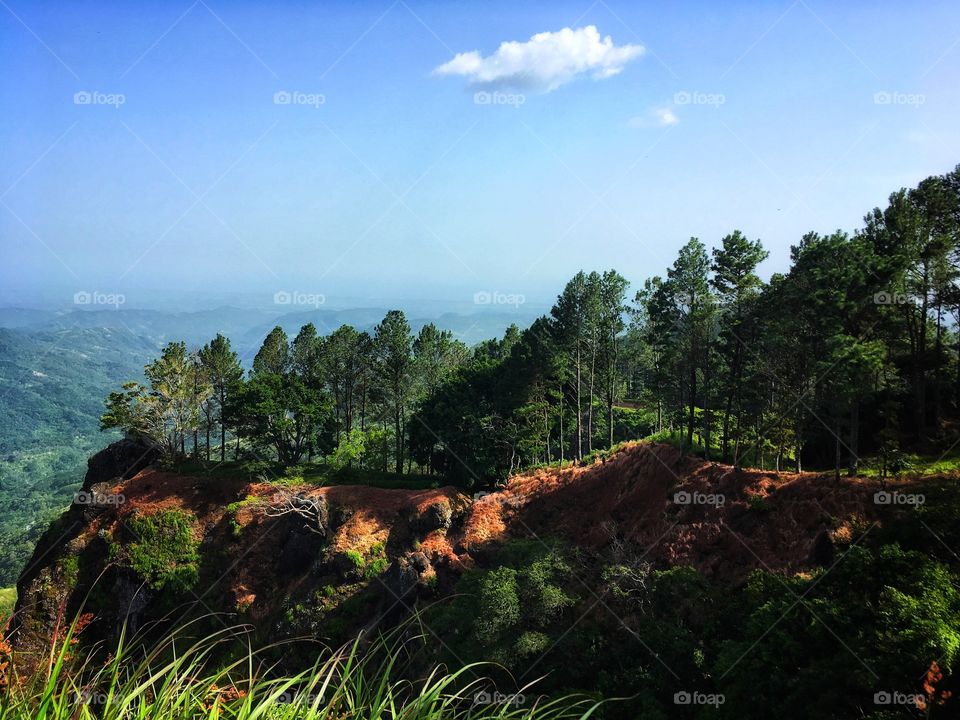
0, 326, 159, 584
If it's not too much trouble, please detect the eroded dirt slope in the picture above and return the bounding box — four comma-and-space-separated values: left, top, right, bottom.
11, 439, 918, 668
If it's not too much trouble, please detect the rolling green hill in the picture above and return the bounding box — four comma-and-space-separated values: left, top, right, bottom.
0, 326, 159, 584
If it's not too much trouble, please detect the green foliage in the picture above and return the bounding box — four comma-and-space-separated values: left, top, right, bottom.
713, 543, 960, 718
101, 341, 212, 459
431, 540, 576, 666
0, 327, 155, 585
231, 372, 328, 466
364, 556, 389, 579
327, 428, 367, 470
746, 492, 768, 511
0, 586, 16, 620
116, 510, 201, 593
344, 549, 365, 573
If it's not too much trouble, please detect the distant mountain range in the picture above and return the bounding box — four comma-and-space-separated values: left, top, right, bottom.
0, 304, 541, 361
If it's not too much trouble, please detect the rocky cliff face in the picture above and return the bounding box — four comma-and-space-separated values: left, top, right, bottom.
12, 437, 161, 659
11, 440, 901, 671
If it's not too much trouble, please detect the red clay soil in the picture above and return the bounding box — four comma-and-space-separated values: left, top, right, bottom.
457, 441, 885, 581
104, 471, 469, 616
101, 442, 895, 608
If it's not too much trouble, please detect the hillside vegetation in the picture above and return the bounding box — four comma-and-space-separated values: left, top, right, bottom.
0, 327, 157, 584
6, 441, 960, 718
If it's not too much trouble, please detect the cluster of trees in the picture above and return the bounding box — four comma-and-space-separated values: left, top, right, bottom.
412, 165, 960, 481
632, 165, 960, 476
104, 165, 960, 482
102, 314, 468, 474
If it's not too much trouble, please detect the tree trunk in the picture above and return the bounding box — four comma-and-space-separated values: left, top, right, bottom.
588, 341, 596, 453
545, 403, 551, 462
558, 384, 565, 465
834, 417, 841, 482
608, 399, 614, 449
955, 331, 960, 412
394, 409, 403, 475
703, 343, 711, 461
847, 401, 859, 476
934, 300, 943, 427
686, 354, 696, 452
576, 346, 583, 460
721, 392, 733, 462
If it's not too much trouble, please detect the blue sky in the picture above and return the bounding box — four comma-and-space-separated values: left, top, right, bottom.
1, 0, 958, 309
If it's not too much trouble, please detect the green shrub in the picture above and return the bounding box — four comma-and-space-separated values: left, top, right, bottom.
746, 492, 768, 511
431, 540, 577, 667
365, 556, 389, 579
121, 510, 200, 593
344, 549, 365, 573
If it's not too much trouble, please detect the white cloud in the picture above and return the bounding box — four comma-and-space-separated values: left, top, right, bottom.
628, 106, 679, 128
433, 25, 644, 93
653, 107, 678, 126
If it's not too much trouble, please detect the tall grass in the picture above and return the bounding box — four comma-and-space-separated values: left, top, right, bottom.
1, 613, 601, 719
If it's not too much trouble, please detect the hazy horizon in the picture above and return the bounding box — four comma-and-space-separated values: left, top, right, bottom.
4, 0, 958, 309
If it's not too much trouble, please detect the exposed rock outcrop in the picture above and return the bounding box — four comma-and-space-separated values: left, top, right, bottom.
81, 435, 161, 492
